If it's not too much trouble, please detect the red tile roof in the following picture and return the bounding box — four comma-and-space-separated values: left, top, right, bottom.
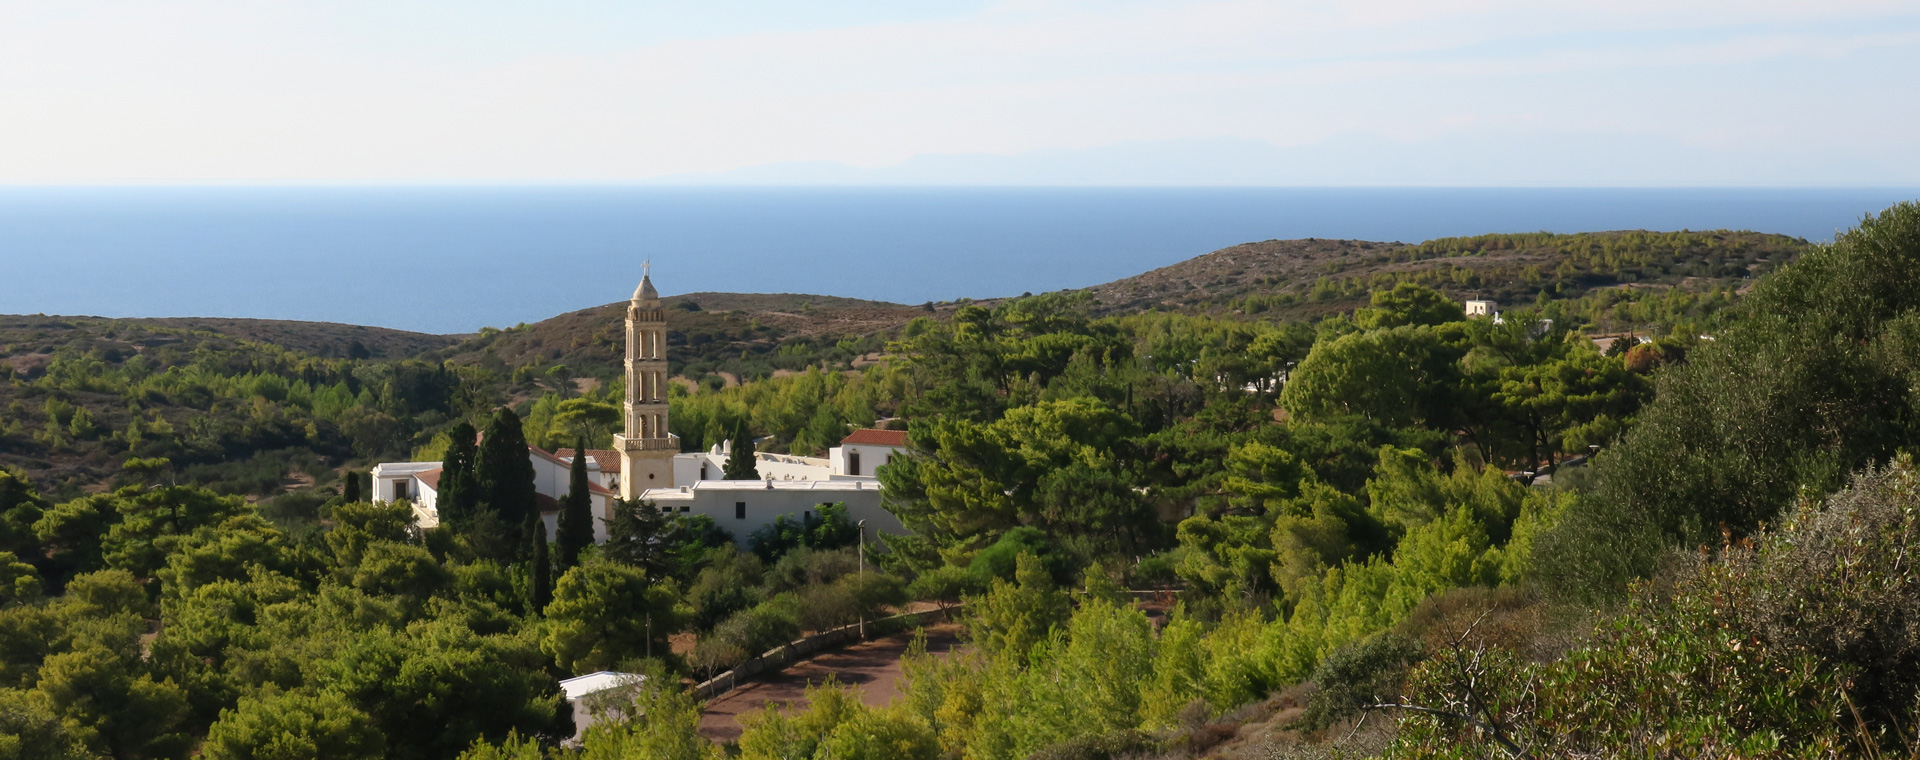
841, 428, 910, 447
555, 448, 622, 475
414, 468, 443, 490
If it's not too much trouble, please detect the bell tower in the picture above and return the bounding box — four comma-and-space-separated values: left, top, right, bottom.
613, 264, 676, 500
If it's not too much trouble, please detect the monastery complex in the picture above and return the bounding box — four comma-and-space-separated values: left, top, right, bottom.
371, 273, 907, 545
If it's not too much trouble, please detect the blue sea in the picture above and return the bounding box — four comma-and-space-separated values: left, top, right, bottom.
1, 186, 1915, 334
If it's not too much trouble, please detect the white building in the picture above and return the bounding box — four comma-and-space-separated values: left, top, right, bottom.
370, 444, 618, 541
558, 671, 645, 743
644, 478, 905, 540
1465, 299, 1498, 318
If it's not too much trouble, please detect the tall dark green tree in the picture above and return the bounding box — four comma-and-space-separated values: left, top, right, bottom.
602, 498, 670, 577
342, 471, 362, 504
474, 408, 538, 541
723, 426, 760, 480
527, 515, 552, 616
555, 437, 595, 572
436, 421, 480, 525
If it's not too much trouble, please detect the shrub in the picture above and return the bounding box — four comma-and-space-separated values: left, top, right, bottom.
1301, 633, 1423, 729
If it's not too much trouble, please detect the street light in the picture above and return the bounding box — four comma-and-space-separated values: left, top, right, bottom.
857, 519, 868, 639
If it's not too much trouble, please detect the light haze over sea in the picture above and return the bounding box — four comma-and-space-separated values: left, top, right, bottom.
3, 186, 1916, 335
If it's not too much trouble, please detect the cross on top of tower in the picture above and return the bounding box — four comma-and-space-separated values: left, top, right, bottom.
643, 259, 650, 278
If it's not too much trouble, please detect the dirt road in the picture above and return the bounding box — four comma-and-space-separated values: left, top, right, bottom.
697, 623, 966, 744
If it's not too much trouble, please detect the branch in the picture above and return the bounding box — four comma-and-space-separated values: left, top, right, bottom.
1366, 703, 1532, 759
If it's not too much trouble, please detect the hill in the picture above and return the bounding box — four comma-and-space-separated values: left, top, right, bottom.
1080, 230, 1809, 318
0, 315, 460, 361
424, 292, 931, 384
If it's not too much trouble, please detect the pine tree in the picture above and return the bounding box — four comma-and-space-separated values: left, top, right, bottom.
437, 421, 479, 525
527, 515, 552, 616
475, 408, 539, 543
603, 498, 671, 577
342, 470, 361, 503
555, 436, 596, 572
723, 425, 760, 480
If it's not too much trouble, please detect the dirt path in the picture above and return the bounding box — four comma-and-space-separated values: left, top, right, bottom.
698, 623, 966, 744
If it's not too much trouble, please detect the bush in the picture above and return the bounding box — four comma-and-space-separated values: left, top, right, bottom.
967, 527, 1069, 584
1027, 729, 1167, 760
1301, 633, 1423, 729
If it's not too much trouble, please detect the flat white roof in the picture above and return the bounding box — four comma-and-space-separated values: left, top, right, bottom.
370, 462, 441, 476
558, 671, 645, 701
642, 479, 880, 501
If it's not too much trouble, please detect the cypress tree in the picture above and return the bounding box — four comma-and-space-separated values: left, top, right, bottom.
475, 408, 539, 541
527, 514, 552, 616
555, 436, 596, 572
437, 421, 479, 525
723, 425, 760, 480
342, 470, 361, 503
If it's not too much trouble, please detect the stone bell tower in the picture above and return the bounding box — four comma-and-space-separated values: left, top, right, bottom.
613, 265, 676, 500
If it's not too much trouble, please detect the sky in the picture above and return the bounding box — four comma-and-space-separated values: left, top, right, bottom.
1, 0, 1917, 185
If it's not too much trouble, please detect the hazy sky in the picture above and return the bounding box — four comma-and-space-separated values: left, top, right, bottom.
2, 0, 1917, 184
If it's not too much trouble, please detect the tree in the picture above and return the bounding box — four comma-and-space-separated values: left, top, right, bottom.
1357, 282, 1466, 329
602, 499, 671, 577
543, 560, 680, 674
527, 517, 552, 617
906, 565, 980, 620
35, 644, 192, 760
436, 422, 480, 525
555, 437, 595, 572
474, 409, 538, 547
201, 690, 385, 760
964, 552, 1070, 658
1279, 325, 1463, 428
0, 686, 90, 760
323, 621, 571, 760
723, 425, 760, 480
341, 471, 361, 504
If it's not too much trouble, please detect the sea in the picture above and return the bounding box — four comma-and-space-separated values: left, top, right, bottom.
1, 186, 1915, 335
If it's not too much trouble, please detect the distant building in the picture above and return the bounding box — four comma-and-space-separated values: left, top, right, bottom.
1465, 299, 1498, 317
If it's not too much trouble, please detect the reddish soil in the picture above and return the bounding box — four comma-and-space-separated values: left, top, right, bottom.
697, 623, 966, 744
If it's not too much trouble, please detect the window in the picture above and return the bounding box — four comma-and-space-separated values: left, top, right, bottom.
847, 451, 861, 476
681, 506, 690, 513
735, 501, 746, 519
700, 464, 709, 480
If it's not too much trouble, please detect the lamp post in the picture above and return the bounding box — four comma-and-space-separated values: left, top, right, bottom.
857, 519, 867, 639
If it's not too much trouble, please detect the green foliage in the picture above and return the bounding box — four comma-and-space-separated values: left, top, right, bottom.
739, 680, 939, 760
474, 408, 538, 548
542, 559, 678, 675
525, 519, 551, 616
554, 438, 594, 573
723, 425, 760, 480
201, 690, 385, 760
747, 502, 859, 562
964, 553, 1070, 658
1540, 201, 1920, 602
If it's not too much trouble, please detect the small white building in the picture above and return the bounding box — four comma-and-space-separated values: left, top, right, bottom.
1465, 299, 1498, 318
829, 428, 909, 478
558, 671, 645, 743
